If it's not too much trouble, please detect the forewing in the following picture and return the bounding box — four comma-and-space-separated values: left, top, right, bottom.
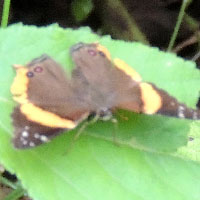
11, 55, 91, 148
71, 43, 200, 120
141, 82, 200, 119
12, 55, 90, 121
70, 43, 142, 109
115, 79, 200, 120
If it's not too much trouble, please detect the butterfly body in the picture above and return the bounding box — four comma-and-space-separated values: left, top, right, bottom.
11, 43, 200, 149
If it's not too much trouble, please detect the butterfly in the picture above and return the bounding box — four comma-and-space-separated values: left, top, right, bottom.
10, 42, 200, 148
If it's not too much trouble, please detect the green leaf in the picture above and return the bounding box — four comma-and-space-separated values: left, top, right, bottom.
1, 24, 200, 200
71, 0, 93, 23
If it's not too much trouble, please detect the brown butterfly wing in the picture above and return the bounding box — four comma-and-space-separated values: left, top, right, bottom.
70, 43, 143, 112
26, 55, 90, 120
70, 43, 200, 120
11, 55, 90, 148
143, 83, 200, 119
12, 107, 64, 148
12, 43, 200, 149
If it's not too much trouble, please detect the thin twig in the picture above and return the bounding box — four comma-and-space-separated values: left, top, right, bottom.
173, 31, 200, 53
167, 0, 189, 51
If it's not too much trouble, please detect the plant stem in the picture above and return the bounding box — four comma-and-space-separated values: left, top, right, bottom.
3, 186, 25, 200
109, 0, 149, 44
167, 0, 189, 52
1, 0, 11, 28
0, 175, 17, 189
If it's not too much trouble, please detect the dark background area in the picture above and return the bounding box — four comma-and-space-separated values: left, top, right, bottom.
4, 0, 199, 62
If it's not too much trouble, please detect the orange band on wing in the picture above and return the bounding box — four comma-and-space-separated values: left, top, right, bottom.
96, 44, 142, 82
10, 66, 29, 104
20, 103, 77, 129
114, 58, 142, 82
140, 83, 162, 114
96, 44, 111, 60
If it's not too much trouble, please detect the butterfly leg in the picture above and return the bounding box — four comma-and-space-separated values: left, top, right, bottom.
111, 117, 120, 146
65, 114, 100, 153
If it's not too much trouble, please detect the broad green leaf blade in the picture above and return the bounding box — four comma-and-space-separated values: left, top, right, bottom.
0, 24, 200, 200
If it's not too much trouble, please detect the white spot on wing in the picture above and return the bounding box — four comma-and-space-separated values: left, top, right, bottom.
22, 140, 28, 145
170, 102, 175, 106
193, 111, 198, 120
20, 136, 28, 146
29, 142, 35, 147
34, 133, 40, 139
33, 133, 49, 142
40, 135, 49, 142
178, 105, 185, 118
22, 131, 29, 138
25, 126, 30, 130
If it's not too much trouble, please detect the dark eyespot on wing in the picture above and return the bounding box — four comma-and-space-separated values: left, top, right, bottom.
26, 71, 34, 78
98, 51, 106, 57
34, 66, 43, 73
